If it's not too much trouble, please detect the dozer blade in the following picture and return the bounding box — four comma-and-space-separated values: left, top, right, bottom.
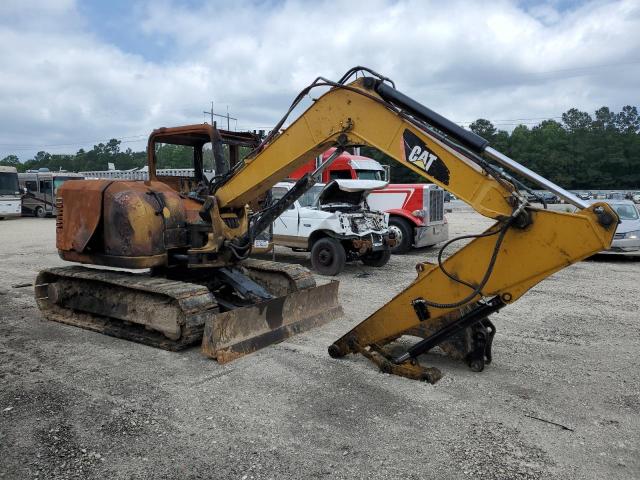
201, 280, 341, 362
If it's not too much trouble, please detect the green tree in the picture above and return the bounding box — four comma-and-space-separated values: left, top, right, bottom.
469, 118, 497, 140
593, 107, 616, 131
562, 108, 592, 133
0, 154, 20, 168
615, 106, 640, 133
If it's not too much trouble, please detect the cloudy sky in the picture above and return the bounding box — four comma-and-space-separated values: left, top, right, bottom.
0, 0, 638, 160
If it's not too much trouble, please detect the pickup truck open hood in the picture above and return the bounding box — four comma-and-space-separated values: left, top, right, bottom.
317, 179, 388, 206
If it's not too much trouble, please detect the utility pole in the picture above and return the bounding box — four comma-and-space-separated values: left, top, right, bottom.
203, 102, 237, 130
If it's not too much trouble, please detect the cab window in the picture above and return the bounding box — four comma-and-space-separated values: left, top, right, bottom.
356, 170, 382, 180
298, 185, 323, 207
271, 186, 295, 210
329, 170, 352, 180
155, 143, 194, 170
614, 204, 639, 220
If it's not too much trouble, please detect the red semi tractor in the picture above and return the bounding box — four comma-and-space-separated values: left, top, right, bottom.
288, 149, 449, 253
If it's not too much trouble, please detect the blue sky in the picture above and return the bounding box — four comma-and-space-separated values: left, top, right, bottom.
0, 0, 638, 159
77, 1, 166, 61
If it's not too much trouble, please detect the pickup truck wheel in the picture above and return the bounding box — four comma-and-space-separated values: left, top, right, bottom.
35, 206, 47, 218
310, 237, 346, 276
361, 247, 391, 267
388, 217, 412, 254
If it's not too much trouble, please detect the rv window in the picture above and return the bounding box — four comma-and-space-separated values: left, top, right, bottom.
40, 180, 52, 194
25, 181, 38, 193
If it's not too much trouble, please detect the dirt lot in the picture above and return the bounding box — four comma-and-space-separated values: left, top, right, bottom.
1, 206, 638, 480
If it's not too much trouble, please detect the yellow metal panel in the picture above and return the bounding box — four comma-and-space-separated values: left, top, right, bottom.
217, 79, 515, 219
333, 204, 617, 351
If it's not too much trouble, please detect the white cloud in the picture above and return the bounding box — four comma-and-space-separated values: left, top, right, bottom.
0, 0, 638, 160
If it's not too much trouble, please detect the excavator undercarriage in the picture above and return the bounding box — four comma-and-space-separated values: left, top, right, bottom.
35, 260, 341, 358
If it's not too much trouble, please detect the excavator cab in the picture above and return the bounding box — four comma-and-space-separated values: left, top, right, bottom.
148, 125, 257, 195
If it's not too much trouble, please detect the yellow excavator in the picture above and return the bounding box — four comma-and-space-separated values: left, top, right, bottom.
35, 67, 617, 382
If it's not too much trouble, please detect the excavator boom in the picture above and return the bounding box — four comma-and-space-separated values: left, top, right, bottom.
208, 68, 617, 381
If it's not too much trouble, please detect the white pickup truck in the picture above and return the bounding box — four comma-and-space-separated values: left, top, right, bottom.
268, 179, 394, 275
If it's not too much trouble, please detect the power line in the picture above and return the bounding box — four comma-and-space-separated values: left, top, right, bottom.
203, 101, 237, 130
0, 114, 584, 152
522, 59, 640, 77
457, 116, 563, 124
1, 101, 629, 154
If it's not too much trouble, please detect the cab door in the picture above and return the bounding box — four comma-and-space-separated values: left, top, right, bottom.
271, 186, 301, 246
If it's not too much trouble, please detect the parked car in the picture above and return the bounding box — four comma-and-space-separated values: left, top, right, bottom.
528, 191, 558, 204
599, 201, 640, 254
607, 192, 627, 201
267, 179, 394, 275
540, 191, 559, 204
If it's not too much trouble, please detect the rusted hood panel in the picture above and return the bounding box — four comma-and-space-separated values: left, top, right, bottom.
58, 178, 198, 259
57, 180, 113, 252
102, 181, 191, 257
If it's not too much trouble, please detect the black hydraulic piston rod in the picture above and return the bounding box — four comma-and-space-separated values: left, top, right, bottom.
363, 77, 490, 154
393, 297, 505, 364
235, 146, 346, 249
362, 76, 589, 209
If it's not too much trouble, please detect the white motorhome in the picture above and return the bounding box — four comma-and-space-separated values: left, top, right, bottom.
0, 166, 22, 219
19, 170, 84, 217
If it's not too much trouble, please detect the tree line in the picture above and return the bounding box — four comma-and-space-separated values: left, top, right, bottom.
2, 105, 639, 189
0, 141, 197, 173
366, 105, 639, 189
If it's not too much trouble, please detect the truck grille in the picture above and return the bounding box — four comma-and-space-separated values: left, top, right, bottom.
429, 189, 444, 222
351, 215, 382, 232
614, 232, 625, 240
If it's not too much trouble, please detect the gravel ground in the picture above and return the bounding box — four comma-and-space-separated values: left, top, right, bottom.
0, 205, 638, 480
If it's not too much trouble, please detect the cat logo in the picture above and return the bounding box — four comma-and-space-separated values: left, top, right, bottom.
402, 129, 451, 185
408, 145, 439, 173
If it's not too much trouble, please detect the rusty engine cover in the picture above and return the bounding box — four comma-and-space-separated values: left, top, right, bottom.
56, 179, 200, 268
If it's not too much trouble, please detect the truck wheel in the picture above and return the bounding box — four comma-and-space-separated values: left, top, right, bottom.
35, 206, 46, 218
310, 237, 346, 276
361, 247, 391, 267
388, 217, 412, 254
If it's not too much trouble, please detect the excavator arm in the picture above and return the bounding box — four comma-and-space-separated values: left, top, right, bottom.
212, 68, 618, 382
